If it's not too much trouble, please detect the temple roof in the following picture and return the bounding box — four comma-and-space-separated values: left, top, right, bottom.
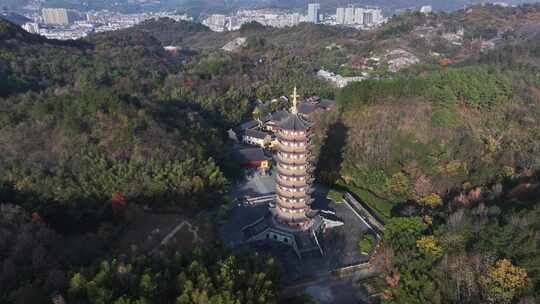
297, 102, 318, 116
269, 110, 289, 123
244, 129, 269, 140
278, 113, 311, 131
234, 148, 267, 162
237, 120, 259, 131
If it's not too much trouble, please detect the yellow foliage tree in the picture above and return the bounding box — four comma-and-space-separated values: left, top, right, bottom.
383, 172, 411, 200
420, 193, 443, 208
501, 166, 515, 178
416, 235, 443, 258
481, 259, 528, 304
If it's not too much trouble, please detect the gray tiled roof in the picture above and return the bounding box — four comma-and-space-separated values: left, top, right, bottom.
238, 120, 259, 131
297, 102, 318, 115
244, 129, 269, 140
234, 148, 267, 162
271, 110, 289, 122
278, 113, 311, 130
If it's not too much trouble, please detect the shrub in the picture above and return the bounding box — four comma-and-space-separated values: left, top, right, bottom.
359, 233, 376, 253
327, 189, 344, 203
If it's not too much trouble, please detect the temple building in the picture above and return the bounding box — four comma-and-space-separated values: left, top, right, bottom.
242, 87, 342, 258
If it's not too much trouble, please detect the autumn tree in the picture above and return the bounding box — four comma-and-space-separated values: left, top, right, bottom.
480, 259, 528, 304
416, 235, 444, 258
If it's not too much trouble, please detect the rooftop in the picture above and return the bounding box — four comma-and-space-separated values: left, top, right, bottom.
238, 120, 259, 131
279, 113, 312, 131
297, 102, 318, 116
269, 110, 289, 123
234, 148, 267, 162
244, 129, 269, 139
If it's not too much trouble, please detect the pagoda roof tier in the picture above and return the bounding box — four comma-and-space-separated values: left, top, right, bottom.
278, 113, 312, 131
277, 134, 312, 142
278, 150, 310, 157
275, 203, 310, 212
277, 155, 308, 164
276, 170, 310, 179
276, 193, 313, 203
275, 206, 311, 216
277, 135, 312, 143
277, 158, 308, 165
276, 163, 309, 171
272, 213, 313, 228
275, 197, 313, 207
276, 189, 309, 200
276, 179, 312, 189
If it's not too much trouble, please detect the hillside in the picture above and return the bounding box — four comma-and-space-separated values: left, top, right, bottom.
310, 31, 540, 303
1, 6, 540, 303
0, 17, 229, 208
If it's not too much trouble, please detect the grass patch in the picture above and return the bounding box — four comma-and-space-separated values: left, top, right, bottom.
359, 233, 376, 253
354, 188, 393, 221
327, 189, 344, 203
337, 181, 393, 221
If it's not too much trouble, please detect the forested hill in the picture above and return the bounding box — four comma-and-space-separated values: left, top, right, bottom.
311, 24, 540, 304
0, 17, 228, 218
1, 6, 540, 302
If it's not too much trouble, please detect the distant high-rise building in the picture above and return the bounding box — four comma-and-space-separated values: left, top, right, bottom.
354, 7, 364, 24
335, 6, 383, 27
307, 3, 320, 23
344, 6, 355, 24
42, 8, 72, 25
420, 5, 433, 14
336, 7, 345, 24
290, 13, 301, 26
362, 8, 383, 27
22, 22, 39, 34
226, 16, 238, 31
203, 14, 227, 31
363, 11, 373, 26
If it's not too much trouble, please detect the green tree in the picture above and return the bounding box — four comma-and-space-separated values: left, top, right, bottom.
384, 217, 426, 255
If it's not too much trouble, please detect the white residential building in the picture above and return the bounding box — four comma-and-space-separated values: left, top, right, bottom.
42, 8, 72, 25
354, 8, 364, 24
420, 5, 433, 14
307, 3, 320, 23
290, 13, 301, 26
203, 14, 227, 31
344, 6, 355, 24
336, 8, 345, 24
335, 6, 384, 27
22, 22, 40, 34
317, 69, 366, 88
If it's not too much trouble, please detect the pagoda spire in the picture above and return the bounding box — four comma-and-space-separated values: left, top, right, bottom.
291, 86, 300, 114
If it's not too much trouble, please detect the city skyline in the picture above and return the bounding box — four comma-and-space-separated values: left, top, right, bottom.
2, 0, 534, 39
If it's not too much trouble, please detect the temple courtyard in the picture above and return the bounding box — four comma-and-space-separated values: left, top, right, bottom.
220, 170, 372, 282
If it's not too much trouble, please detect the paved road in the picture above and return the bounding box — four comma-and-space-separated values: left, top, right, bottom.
282, 269, 374, 304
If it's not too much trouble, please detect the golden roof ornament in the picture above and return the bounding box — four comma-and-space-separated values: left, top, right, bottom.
291, 86, 300, 114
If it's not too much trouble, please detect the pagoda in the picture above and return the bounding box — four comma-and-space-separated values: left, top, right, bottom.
242, 87, 342, 258
271, 86, 315, 230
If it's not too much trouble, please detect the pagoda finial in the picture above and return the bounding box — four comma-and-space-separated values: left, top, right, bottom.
291, 86, 300, 114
